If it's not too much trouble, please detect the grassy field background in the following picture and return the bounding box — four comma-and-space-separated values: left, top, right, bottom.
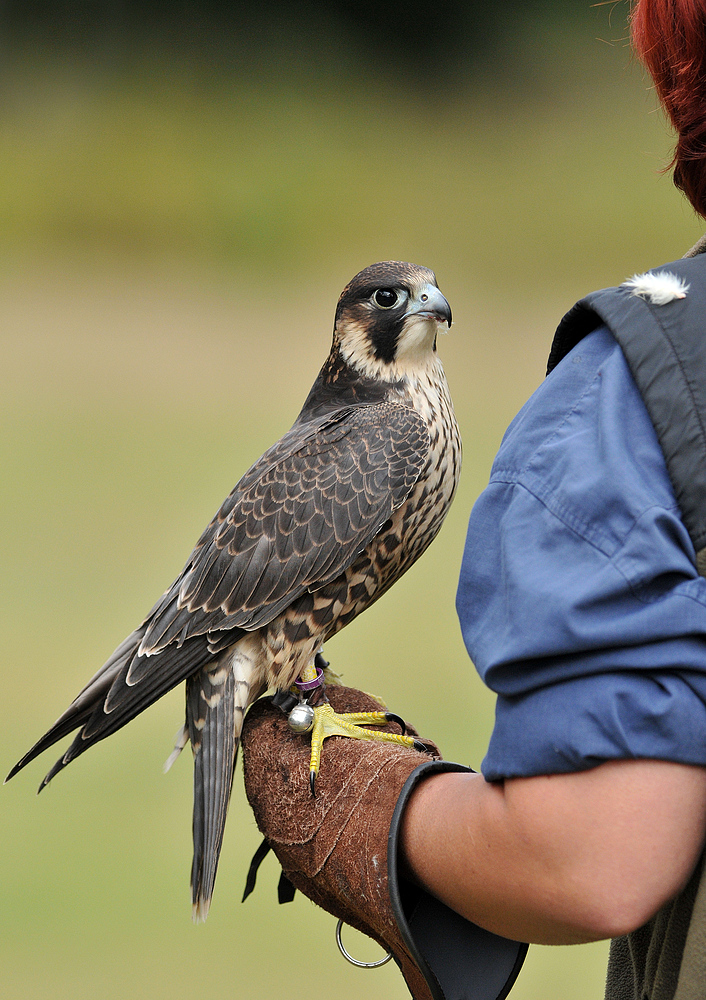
1, 13, 703, 1000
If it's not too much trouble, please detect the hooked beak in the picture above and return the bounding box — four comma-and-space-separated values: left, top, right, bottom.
405, 284, 452, 327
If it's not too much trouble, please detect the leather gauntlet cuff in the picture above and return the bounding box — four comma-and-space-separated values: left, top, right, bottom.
388, 759, 528, 1000
241, 687, 527, 1000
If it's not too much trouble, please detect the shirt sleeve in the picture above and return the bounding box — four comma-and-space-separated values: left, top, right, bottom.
456, 326, 706, 780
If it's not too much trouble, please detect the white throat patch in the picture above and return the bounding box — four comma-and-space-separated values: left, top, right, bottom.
338, 315, 442, 381
395, 315, 438, 366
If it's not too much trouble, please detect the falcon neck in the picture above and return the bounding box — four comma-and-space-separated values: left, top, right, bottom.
295, 346, 403, 423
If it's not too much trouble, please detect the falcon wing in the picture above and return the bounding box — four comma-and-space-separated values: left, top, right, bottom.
7, 401, 429, 786
134, 400, 429, 667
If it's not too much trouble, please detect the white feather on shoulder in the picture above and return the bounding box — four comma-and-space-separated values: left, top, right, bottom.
622, 271, 690, 305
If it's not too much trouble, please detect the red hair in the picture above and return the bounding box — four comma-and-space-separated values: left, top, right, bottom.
631, 0, 706, 216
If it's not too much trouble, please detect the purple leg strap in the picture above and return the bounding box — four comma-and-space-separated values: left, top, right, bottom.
294, 666, 325, 692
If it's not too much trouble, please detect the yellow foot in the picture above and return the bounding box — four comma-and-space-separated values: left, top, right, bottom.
308, 703, 426, 795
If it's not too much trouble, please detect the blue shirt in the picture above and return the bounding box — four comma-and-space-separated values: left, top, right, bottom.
456, 325, 706, 781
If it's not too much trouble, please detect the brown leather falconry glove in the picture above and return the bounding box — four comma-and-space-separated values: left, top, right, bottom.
241, 685, 528, 1000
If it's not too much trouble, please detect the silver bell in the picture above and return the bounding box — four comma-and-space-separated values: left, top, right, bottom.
288, 703, 315, 734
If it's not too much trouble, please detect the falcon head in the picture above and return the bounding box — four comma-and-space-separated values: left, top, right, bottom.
333, 261, 452, 379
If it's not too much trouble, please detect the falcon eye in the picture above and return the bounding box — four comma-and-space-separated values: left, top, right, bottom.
373, 288, 399, 309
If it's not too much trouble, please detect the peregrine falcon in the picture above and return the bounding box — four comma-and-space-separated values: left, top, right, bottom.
7, 261, 461, 920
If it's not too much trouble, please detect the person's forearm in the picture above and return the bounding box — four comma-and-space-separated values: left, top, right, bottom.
400, 760, 706, 945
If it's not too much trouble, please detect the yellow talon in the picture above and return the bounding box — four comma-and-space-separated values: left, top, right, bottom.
308, 703, 419, 795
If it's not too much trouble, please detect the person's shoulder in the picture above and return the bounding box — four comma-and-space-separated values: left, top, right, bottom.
490, 325, 679, 548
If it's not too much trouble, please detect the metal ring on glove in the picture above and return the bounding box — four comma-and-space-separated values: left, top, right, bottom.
335, 919, 393, 968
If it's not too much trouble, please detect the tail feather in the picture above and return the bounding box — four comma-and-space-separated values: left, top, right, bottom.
188, 645, 261, 921
163, 725, 189, 773
7, 606, 264, 922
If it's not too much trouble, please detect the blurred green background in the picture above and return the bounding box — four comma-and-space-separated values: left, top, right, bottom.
1, 2, 702, 999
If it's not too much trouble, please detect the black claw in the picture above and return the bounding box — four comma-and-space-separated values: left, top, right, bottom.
384, 712, 407, 735
315, 652, 330, 670
309, 771, 316, 796
413, 739, 428, 753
